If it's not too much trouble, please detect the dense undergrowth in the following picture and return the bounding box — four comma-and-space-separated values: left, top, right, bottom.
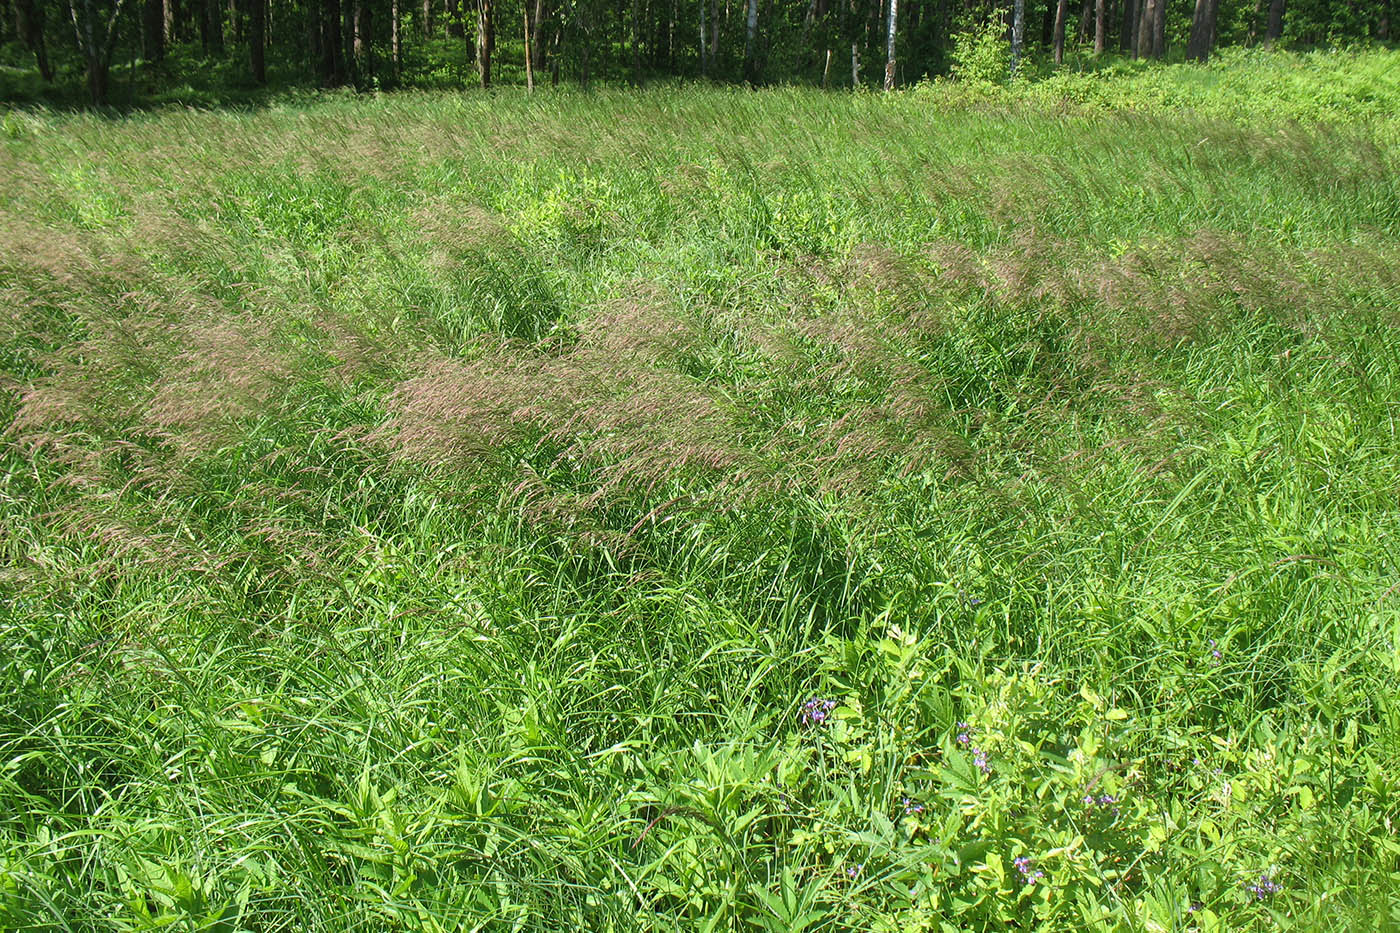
2, 61, 1400, 930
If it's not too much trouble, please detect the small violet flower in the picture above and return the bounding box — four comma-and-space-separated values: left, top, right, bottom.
972, 747, 991, 775
1246, 875, 1281, 900
799, 697, 837, 727
901, 796, 924, 815
846, 863, 863, 879
1013, 856, 1045, 885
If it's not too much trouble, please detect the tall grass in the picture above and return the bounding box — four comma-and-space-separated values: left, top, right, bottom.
2, 65, 1399, 929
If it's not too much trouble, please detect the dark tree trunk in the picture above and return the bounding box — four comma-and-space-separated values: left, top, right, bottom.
320, 0, 343, 83
353, 0, 370, 77
143, 0, 164, 59
1135, 0, 1152, 55
1150, 0, 1164, 54
531, 0, 546, 74
207, 0, 224, 52
1052, 0, 1067, 62
70, 0, 129, 105
1093, 0, 1103, 52
1187, 0, 1218, 60
14, 0, 53, 80
420, 0, 430, 36
1040, 0, 1052, 45
250, 0, 264, 80
1264, 0, 1283, 43
475, 0, 492, 86
1119, 0, 1133, 49
632, 0, 642, 83
1077, 0, 1091, 41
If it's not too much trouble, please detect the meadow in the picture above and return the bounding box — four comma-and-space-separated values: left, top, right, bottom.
2, 55, 1400, 929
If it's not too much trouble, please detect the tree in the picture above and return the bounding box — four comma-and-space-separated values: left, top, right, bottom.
1093, 0, 1104, 53
1010, 0, 1024, 73
249, 0, 264, 81
743, 0, 758, 81
1265, 0, 1284, 45
319, 0, 344, 84
475, 0, 493, 87
1052, 0, 1067, 63
1187, 0, 1219, 60
143, 0, 164, 60
69, 0, 129, 104
882, 0, 895, 89
14, 0, 54, 80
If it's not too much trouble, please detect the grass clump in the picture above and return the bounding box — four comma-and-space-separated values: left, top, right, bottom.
2, 66, 1400, 930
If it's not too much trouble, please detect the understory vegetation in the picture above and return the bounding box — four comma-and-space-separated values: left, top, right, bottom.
2, 57, 1400, 929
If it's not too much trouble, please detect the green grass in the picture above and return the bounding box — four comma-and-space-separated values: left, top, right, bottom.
2, 56, 1400, 930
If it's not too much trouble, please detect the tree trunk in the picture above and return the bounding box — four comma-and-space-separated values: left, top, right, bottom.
420, 0, 430, 36
709, 0, 718, 72
1150, 0, 1164, 54
391, 0, 401, 79
523, 4, 534, 88
353, 0, 370, 78
1135, 0, 1152, 56
207, 0, 224, 51
70, 0, 129, 105
1052, 0, 1067, 62
143, 0, 163, 59
1010, 0, 1023, 72
1264, 0, 1283, 44
250, 0, 264, 80
632, 0, 641, 83
320, 0, 342, 83
532, 0, 546, 74
1093, 0, 1104, 53
743, 0, 757, 81
882, 0, 895, 88
850, 40, 858, 87
822, 46, 832, 86
1077, 0, 1091, 41
475, 0, 492, 87
1187, 0, 1218, 60
1118, 0, 1134, 49
14, 0, 53, 80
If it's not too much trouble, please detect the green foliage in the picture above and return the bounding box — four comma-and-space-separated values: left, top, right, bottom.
2, 65, 1400, 929
948, 13, 1011, 86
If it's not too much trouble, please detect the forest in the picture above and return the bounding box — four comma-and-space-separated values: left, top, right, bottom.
0, 0, 1393, 105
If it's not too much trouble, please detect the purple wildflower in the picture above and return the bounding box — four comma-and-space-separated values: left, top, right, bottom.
846, 863, 863, 879
1246, 875, 1281, 900
901, 796, 924, 815
799, 697, 837, 727
1209, 639, 1221, 663
1013, 856, 1045, 884
972, 747, 991, 774
956, 722, 972, 747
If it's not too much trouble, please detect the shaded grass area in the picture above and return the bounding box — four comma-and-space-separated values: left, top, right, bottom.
1, 81, 1399, 929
